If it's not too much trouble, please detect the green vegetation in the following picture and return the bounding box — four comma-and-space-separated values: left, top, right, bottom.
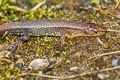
0, 0, 120, 80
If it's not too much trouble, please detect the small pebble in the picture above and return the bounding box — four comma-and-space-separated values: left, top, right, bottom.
97, 73, 109, 80
14, 59, 24, 70
39, 71, 43, 75
28, 59, 49, 70
112, 58, 120, 67
14, 63, 23, 70
53, 78, 60, 80
49, 58, 56, 63
69, 66, 79, 72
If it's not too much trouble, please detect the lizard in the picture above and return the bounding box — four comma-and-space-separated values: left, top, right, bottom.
0, 19, 107, 51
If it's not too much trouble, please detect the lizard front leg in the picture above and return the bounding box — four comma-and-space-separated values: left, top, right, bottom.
59, 31, 71, 45
6, 29, 29, 51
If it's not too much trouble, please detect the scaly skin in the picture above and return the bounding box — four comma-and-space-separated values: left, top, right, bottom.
0, 20, 107, 50
0, 20, 106, 37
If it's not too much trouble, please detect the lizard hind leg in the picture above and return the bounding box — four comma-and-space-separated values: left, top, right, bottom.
6, 35, 29, 51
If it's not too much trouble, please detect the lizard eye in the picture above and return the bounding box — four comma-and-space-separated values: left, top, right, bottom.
93, 29, 98, 33
96, 30, 98, 33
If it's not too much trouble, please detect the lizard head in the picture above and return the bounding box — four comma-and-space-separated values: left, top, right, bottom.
68, 23, 107, 38
84, 23, 107, 36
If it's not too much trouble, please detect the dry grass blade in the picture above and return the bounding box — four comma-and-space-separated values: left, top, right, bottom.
89, 50, 120, 60
8, 5, 28, 12
115, 0, 120, 9
107, 29, 120, 32
30, 0, 47, 11
8, 0, 47, 12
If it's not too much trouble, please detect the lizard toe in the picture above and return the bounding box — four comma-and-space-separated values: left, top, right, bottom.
6, 45, 18, 51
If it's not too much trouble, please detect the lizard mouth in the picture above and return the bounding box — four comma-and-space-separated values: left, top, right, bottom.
96, 30, 107, 36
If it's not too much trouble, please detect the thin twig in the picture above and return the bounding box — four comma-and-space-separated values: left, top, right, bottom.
11, 66, 120, 79
89, 50, 120, 60
30, 0, 47, 11
0, 58, 13, 63
96, 37, 104, 47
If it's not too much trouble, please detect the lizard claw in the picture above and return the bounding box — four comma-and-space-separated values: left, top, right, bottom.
6, 44, 18, 51
60, 40, 68, 46
6, 42, 23, 51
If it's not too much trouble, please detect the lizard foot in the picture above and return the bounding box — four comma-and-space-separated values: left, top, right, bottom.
6, 44, 18, 51
6, 42, 23, 51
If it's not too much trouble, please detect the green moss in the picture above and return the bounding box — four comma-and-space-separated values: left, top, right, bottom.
104, 44, 109, 49
9, 0, 16, 4
116, 15, 120, 19
0, 12, 4, 17
0, 3, 9, 10
66, 59, 71, 64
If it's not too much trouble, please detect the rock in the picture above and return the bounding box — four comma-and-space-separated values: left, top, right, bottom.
28, 59, 49, 70
69, 66, 79, 72
97, 73, 109, 80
